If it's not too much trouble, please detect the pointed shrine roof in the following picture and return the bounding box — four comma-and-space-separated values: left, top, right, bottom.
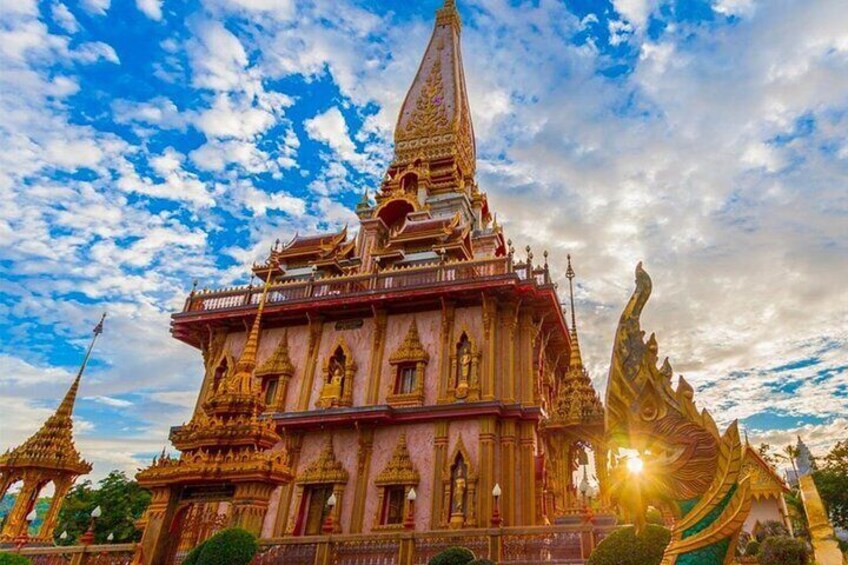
394, 0, 476, 177
0, 368, 92, 477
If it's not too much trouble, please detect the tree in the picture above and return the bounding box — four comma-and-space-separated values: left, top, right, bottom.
812, 439, 848, 530
757, 443, 778, 466
55, 471, 151, 544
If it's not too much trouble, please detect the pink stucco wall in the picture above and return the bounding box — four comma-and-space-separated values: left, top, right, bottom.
378, 312, 441, 404
361, 424, 437, 532
307, 319, 375, 409
281, 431, 360, 534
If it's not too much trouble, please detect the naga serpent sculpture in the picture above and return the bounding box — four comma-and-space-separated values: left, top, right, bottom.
605, 263, 752, 565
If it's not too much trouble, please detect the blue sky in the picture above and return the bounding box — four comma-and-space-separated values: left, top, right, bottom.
0, 0, 846, 481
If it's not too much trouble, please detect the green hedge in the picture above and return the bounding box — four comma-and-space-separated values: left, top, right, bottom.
467, 559, 496, 565
0, 555, 33, 565
193, 528, 258, 565
428, 546, 475, 565
587, 525, 671, 565
758, 536, 808, 565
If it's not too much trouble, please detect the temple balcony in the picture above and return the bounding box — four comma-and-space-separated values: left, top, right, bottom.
172, 256, 558, 347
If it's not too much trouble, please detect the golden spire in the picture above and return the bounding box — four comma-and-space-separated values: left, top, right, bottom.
0, 314, 104, 474
56, 313, 105, 419
566, 254, 583, 369
230, 273, 273, 393
393, 0, 475, 178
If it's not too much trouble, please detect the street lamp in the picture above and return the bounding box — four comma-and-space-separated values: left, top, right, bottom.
107, 532, 114, 543
491, 483, 502, 527
80, 505, 102, 545
59, 530, 68, 543
404, 488, 417, 530
322, 494, 337, 534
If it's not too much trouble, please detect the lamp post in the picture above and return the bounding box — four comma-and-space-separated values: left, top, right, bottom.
80, 505, 102, 545
404, 488, 417, 530
322, 494, 336, 534
59, 530, 68, 545
491, 483, 502, 527
107, 532, 114, 543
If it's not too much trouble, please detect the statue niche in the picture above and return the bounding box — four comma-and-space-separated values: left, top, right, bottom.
316, 341, 356, 408
441, 438, 478, 529
449, 331, 480, 401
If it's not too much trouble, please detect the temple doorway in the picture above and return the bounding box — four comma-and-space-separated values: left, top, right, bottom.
163, 488, 234, 565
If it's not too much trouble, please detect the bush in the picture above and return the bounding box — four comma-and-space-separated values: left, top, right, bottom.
754, 520, 790, 543
758, 536, 808, 565
587, 525, 671, 565
0, 555, 33, 565
744, 540, 760, 556
181, 539, 206, 565
195, 528, 258, 565
646, 507, 664, 525
428, 546, 476, 565
467, 560, 496, 565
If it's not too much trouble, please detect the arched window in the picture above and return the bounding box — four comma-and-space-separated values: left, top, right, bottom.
401, 173, 418, 194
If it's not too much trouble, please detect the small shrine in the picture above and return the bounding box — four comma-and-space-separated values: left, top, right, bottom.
0, 315, 103, 545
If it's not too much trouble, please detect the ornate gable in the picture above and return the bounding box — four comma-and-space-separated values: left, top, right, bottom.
375, 434, 420, 486
297, 437, 349, 485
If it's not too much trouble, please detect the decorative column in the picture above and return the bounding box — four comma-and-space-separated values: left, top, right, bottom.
1, 476, 40, 540
430, 421, 449, 529
481, 295, 497, 400
38, 476, 73, 540
593, 442, 610, 509
231, 483, 277, 534
519, 421, 537, 525
519, 310, 535, 405
499, 420, 517, 527
365, 310, 388, 405
136, 487, 178, 565
296, 315, 325, 411
273, 433, 304, 537
350, 428, 375, 533
437, 303, 455, 404
503, 302, 519, 404
477, 417, 496, 527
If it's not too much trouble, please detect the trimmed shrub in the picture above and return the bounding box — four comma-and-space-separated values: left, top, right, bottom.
467, 560, 496, 565
181, 540, 206, 565
587, 525, 672, 565
758, 536, 808, 565
428, 546, 475, 565
744, 540, 760, 556
195, 528, 259, 565
646, 507, 664, 525
0, 555, 33, 565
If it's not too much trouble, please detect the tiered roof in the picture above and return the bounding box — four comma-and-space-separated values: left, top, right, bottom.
138, 278, 290, 487
0, 372, 91, 476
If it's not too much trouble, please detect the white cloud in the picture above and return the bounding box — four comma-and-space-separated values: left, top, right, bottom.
80, 0, 110, 16
136, 0, 163, 21
304, 106, 365, 168
51, 3, 79, 33
88, 395, 134, 408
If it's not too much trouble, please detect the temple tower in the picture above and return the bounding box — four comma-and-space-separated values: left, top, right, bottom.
136, 280, 291, 564
0, 315, 103, 545
156, 1, 604, 555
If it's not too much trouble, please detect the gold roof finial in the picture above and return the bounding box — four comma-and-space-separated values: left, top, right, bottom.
565, 254, 583, 369
56, 313, 106, 419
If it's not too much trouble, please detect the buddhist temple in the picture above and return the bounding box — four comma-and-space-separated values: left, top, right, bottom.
0, 314, 103, 545
135, 1, 606, 563
741, 444, 792, 536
